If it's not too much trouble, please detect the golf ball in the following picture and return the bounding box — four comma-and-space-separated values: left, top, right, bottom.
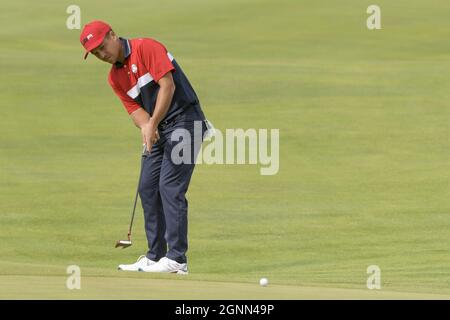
259, 278, 269, 287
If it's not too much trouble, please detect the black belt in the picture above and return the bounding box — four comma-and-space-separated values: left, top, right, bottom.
158, 103, 197, 130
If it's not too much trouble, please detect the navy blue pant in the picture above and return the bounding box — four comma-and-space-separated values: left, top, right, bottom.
139, 105, 206, 264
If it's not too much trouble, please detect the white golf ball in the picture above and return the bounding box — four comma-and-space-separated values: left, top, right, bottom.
259, 278, 269, 287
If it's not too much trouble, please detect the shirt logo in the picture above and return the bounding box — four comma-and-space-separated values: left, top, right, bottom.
131, 64, 138, 73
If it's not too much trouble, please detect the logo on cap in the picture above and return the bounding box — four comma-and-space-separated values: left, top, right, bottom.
81, 33, 94, 45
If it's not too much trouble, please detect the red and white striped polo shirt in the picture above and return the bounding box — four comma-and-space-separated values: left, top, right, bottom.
108, 38, 200, 120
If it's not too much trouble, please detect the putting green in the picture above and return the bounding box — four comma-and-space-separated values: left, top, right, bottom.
1, 0, 449, 299
1, 261, 449, 299
2, 275, 450, 300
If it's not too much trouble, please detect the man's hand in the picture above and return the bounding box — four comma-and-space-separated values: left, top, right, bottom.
141, 118, 160, 151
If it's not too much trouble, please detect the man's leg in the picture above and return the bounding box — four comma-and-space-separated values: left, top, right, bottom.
158, 119, 206, 264
159, 160, 195, 264
139, 144, 167, 261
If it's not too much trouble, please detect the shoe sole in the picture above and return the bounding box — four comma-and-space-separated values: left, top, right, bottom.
174, 270, 188, 275
138, 268, 188, 275
118, 267, 140, 271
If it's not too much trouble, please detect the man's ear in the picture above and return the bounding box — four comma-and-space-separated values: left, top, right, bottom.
109, 30, 117, 40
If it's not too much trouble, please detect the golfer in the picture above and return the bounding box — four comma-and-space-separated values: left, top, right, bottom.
80, 20, 208, 274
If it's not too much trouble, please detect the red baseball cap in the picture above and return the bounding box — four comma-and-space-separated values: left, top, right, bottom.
80, 20, 112, 59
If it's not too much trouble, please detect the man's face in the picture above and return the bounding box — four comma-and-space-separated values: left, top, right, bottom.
90, 31, 121, 64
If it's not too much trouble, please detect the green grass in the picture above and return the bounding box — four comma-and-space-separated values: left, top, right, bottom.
0, 0, 449, 299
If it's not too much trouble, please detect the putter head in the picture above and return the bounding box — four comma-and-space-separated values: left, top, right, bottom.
115, 239, 132, 249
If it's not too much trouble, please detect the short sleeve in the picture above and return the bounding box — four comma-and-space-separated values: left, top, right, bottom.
139, 39, 175, 82
108, 74, 141, 114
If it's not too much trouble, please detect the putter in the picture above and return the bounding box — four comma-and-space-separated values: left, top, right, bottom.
115, 144, 148, 249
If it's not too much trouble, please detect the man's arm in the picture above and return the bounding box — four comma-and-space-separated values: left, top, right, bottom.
130, 108, 150, 129
150, 72, 176, 127
141, 72, 176, 150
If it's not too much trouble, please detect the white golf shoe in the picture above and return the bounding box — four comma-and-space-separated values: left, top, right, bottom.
118, 255, 156, 271
138, 257, 188, 274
